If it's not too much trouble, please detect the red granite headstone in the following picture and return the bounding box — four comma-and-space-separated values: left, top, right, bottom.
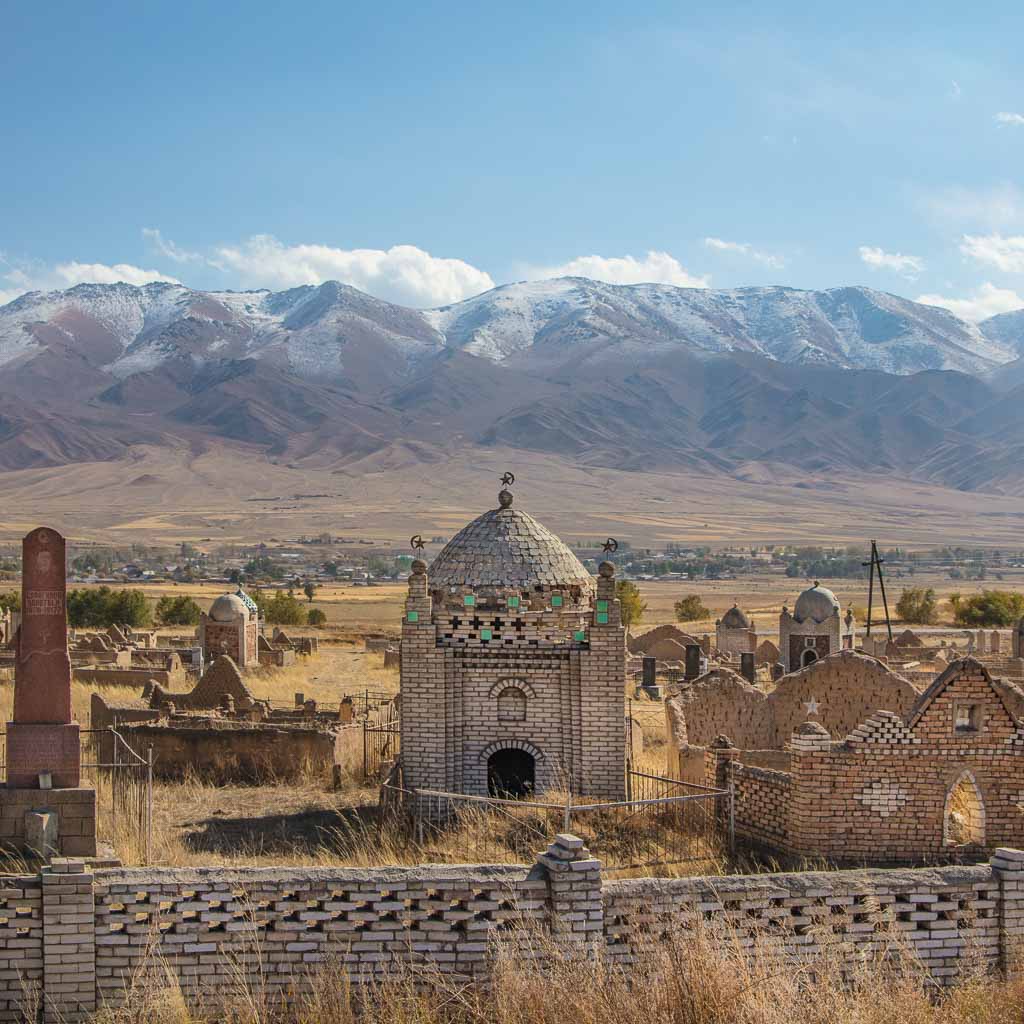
7, 527, 80, 788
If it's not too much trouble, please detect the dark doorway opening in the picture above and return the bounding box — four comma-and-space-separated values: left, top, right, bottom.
801, 649, 818, 667
487, 748, 535, 798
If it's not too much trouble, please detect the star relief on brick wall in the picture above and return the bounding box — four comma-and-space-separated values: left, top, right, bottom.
803, 697, 820, 716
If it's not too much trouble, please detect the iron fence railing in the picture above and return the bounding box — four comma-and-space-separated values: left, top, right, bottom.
0, 727, 153, 864
379, 770, 732, 876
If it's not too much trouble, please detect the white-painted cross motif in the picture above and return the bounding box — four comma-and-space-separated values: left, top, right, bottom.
804, 697, 820, 716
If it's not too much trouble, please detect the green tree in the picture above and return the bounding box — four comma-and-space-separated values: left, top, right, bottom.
674, 594, 710, 622
67, 587, 152, 628
255, 590, 306, 626
307, 608, 327, 627
895, 587, 938, 625
952, 590, 1024, 627
615, 581, 646, 628
303, 580, 317, 603
154, 595, 202, 626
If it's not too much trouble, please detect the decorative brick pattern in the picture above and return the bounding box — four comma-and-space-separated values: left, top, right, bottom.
604, 862, 1006, 985
3, 840, 1024, 1009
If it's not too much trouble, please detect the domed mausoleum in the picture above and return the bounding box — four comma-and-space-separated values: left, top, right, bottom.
198, 587, 260, 669
400, 487, 627, 801
716, 603, 757, 657
779, 582, 855, 672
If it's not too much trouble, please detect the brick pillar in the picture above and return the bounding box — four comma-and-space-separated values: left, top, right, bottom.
992, 847, 1024, 979
533, 834, 603, 953
41, 858, 95, 1023
704, 734, 739, 790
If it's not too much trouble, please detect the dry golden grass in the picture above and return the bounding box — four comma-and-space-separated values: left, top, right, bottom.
87, 923, 1024, 1024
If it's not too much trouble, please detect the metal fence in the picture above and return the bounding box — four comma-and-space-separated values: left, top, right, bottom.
380, 770, 731, 876
363, 702, 400, 778
0, 728, 153, 864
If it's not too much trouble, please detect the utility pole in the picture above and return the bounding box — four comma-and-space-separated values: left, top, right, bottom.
862, 540, 893, 640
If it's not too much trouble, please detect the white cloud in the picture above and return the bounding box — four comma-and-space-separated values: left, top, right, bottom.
0, 253, 178, 306
142, 227, 203, 264
704, 237, 784, 269
995, 112, 1024, 126
532, 250, 709, 288
960, 233, 1024, 273
209, 235, 494, 307
916, 282, 1024, 322
858, 246, 925, 278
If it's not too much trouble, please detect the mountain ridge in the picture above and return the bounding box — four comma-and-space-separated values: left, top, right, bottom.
2, 278, 1024, 495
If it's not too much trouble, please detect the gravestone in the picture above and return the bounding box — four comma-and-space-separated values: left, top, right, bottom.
684, 643, 702, 681
641, 657, 656, 688
740, 651, 755, 683
7, 528, 80, 788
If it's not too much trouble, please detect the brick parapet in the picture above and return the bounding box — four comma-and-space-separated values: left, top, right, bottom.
1, 842, 1024, 1008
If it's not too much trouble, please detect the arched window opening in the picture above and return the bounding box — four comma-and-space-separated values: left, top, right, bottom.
487, 749, 535, 798
497, 687, 527, 722
944, 772, 985, 847
801, 649, 818, 667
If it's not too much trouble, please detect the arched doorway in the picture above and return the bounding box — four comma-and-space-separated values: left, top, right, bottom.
944, 771, 985, 847
801, 649, 818, 668
487, 748, 535, 798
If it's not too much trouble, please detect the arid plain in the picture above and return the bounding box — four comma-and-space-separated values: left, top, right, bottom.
2, 444, 1024, 549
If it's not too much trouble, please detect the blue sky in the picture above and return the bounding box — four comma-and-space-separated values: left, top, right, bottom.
3, 0, 1024, 318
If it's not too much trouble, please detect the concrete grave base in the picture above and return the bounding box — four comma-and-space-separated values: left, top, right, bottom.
0, 788, 96, 858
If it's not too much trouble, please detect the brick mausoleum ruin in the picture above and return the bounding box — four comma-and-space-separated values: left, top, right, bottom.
91, 655, 353, 781
400, 486, 627, 800
668, 649, 1024, 863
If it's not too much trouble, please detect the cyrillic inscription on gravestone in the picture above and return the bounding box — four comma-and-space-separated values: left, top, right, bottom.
14, 527, 73, 725
8, 527, 79, 788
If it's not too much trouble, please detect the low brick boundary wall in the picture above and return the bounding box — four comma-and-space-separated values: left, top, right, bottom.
5, 842, 1024, 1021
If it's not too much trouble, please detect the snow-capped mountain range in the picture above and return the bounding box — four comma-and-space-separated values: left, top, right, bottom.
0, 277, 1018, 383
2, 277, 1024, 493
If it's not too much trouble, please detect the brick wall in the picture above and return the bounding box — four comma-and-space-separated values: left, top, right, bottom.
0, 872, 41, 1022
730, 763, 791, 846
6, 839, 1024, 1017
603, 857, 1020, 984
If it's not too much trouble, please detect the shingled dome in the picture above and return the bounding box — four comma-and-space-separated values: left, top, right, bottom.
720, 604, 751, 629
794, 582, 840, 623
208, 593, 249, 622
428, 490, 594, 591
